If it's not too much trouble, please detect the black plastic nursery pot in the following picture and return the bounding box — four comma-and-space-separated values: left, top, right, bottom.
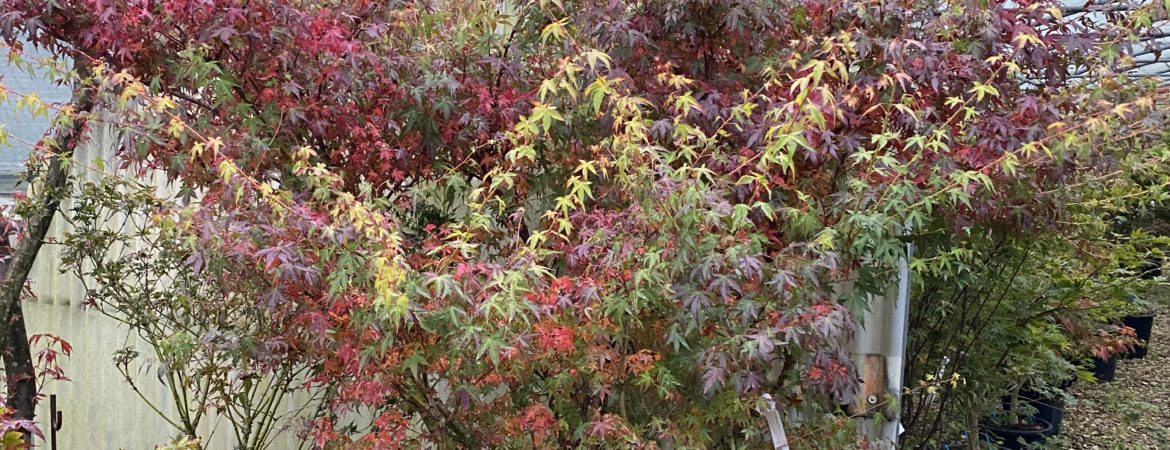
1121, 314, 1156, 359
984, 419, 1052, 450
1138, 255, 1162, 279
1090, 356, 1117, 383
1018, 390, 1065, 437
999, 390, 1067, 437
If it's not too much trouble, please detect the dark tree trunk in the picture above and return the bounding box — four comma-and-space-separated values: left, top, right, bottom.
0, 56, 96, 442
2, 299, 35, 420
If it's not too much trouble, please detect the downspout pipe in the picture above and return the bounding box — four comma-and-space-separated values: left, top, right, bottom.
851, 228, 915, 449
882, 237, 914, 446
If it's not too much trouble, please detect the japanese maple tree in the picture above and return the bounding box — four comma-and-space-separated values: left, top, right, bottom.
3, 0, 1169, 448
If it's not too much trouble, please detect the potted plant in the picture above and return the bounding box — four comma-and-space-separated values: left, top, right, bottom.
983, 385, 1052, 450
1059, 294, 1139, 383
1013, 383, 1070, 437
984, 336, 1071, 447
993, 351, 1076, 438
1083, 325, 1136, 382
1120, 294, 1157, 359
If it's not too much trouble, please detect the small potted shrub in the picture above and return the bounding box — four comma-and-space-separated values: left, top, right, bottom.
999, 357, 1075, 437
984, 344, 1070, 447
1120, 294, 1157, 359
984, 383, 1053, 450
1083, 326, 1136, 382
1013, 383, 1070, 437
1059, 296, 1138, 383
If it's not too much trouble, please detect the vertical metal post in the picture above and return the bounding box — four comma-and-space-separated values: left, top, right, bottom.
882, 239, 913, 446
49, 394, 61, 450
852, 235, 913, 449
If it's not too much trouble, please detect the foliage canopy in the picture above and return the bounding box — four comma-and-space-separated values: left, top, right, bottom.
3, 0, 1170, 448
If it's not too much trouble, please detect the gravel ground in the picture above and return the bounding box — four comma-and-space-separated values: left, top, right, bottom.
1059, 303, 1170, 450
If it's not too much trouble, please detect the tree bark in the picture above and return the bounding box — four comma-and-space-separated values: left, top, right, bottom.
0, 56, 96, 437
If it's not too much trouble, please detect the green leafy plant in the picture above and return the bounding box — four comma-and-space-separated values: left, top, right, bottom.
60, 178, 318, 449
3, 0, 1170, 448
